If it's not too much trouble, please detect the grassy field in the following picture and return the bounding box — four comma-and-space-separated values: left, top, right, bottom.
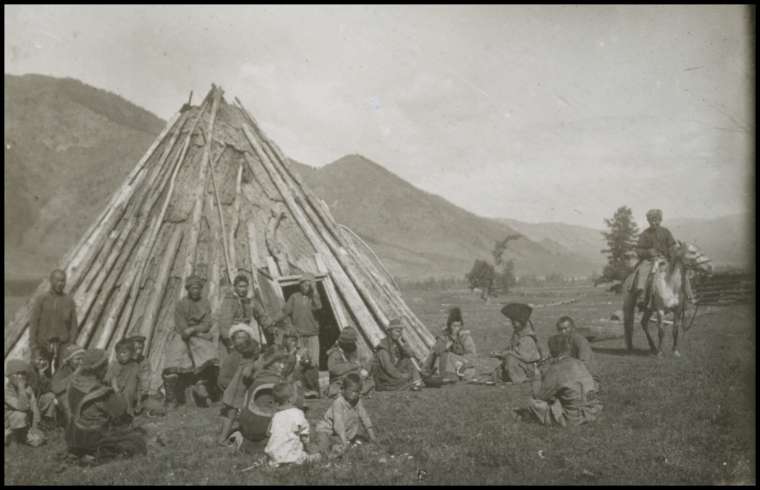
4, 285, 755, 485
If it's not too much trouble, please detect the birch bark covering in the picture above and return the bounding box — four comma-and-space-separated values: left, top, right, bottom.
5, 85, 432, 385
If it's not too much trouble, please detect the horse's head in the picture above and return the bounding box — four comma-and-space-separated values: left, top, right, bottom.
673, 241, 712, 274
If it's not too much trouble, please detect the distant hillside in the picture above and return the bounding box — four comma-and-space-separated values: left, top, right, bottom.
4, 74, 165, 278
668, 213, 753, 269
289, 155, 599, 279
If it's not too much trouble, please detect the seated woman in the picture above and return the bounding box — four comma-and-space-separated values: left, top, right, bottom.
217, 324, 260, 446
162, 275, 219, 409
491, 303, 546, 384
372, 319, 423, 392
65, 349, 146, 465
5, 360, 45, 447
326, 327, 374, 398
422, 307, 478, 383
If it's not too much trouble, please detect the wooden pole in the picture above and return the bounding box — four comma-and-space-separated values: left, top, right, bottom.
208, 144, 235, 285
229, 162, 244, 274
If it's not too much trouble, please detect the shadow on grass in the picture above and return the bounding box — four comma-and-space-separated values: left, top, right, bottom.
592, 347, 654, 357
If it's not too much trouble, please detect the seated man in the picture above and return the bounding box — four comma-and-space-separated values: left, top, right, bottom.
51, 344, 85, 427
5, 360, 46, 447
65, 349, 147, 465
216, 274, 272, 360
491, 303, 545, 384
326, 327, 374, 398
527, 335, 602, 427
372, 318, 423, 392
630, 209, 695, 308
422, 307, 478, 383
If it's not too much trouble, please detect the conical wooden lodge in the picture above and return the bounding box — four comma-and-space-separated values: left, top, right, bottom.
5, 85, 435, 392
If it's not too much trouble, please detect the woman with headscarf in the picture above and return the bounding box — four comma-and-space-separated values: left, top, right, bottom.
372, 319, 423, 392
65, 349, 146, 465
325, 326, 374, 398
491, 303, 546, 384
422, 307, 478, 384
162, 275, 219, 409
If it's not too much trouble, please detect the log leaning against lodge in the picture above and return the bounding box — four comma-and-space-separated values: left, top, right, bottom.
5, 85, 433, 385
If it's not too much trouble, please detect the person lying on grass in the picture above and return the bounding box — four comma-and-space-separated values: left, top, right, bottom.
264, 382, 321, 467
315, 372, 377, 458
372, 318, 424, 392
491, 303, 546, 384
106, 339, 140, 416
65, 348, 147, 466
217, 323, 261, 446
326, 326, 374, 398
51, 344, 85, 426
5, 360, 46, 447
422, 307, 477, 384
525, 334, 602, 427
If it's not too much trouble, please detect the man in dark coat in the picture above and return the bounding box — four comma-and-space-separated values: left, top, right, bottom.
29, 269, 78, 375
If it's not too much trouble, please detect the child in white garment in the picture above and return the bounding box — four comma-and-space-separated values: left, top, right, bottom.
264, 382, 321, 467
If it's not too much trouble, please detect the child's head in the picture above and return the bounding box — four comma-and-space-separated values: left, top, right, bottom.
128, 336, 146, 360
32, 355, 48, 373
115, 339, 134, 364
6, 360, 31, 386
233, 274, 250, 298
283, 329, 299, 351
341, 373, 363, 406
272, 382, 295, 406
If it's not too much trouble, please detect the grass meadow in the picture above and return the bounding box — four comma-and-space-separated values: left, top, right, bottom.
4, 285, 755, 485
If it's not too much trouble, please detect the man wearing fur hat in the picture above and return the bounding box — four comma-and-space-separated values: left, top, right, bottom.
65, 349, 146, 465
491, 303, 545, 384
162, 274, 219, 409
275, 273, 322, 371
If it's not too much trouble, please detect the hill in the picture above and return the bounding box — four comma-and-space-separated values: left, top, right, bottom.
4, 74, 165, 278
289, 154, 598, 279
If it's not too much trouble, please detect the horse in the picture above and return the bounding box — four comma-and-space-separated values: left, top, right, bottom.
622, 242, 712, 356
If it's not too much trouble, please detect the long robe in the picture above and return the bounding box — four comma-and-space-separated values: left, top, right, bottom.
424, 329, 478, 381
326, 344, 374, 398
528, 356, 602, 426
29, 291, 78, 367
372, 337, 419, 391
163, 296, 218, 373
494, 327, 541, 383
65, 374, 146, 458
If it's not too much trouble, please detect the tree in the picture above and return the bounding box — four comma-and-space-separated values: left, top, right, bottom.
600, 206, 639, 289
492, 234, 522, 266
465, 259, 495, 300
493, 259, 516, 294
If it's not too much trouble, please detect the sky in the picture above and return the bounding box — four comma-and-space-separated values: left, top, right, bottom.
4, 5, 754, 229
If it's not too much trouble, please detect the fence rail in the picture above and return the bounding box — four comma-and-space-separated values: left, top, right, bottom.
694, 272, 755, 306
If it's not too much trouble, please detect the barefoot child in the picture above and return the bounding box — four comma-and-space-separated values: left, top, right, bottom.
315, 373, 377, 457
264, 382, 321, 467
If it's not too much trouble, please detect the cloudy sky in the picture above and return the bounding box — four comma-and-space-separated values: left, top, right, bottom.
5, 5, 754, 228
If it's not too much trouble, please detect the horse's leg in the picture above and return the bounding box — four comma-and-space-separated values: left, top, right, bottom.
640, 310, 658, 354
656, 310, 665, 356
622, 289, 636, 352
672, 308, 681, 357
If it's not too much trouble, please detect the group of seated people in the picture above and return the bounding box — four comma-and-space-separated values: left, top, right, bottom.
5, 267, 602, 467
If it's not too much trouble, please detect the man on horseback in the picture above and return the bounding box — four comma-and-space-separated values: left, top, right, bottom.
630, 209, 695, 309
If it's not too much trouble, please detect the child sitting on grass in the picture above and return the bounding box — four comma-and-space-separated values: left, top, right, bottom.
315, 372, 377, 457
264, 382, 321, 467
105, 339, 140, 416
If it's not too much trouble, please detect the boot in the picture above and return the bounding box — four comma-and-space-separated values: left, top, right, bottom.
162, 373, 181, 410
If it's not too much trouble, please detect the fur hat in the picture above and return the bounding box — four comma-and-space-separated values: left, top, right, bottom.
233, 273, 250, 286
446, 307, 463, 328
500, 303, 533, 325
61, 344, 85, 364
81, 349, 109, 371
646, 209, 663, 220
338, 327, 358, 343
5, 359, 32, 376
184, 274, 205, 290
229, 323, 256, 339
